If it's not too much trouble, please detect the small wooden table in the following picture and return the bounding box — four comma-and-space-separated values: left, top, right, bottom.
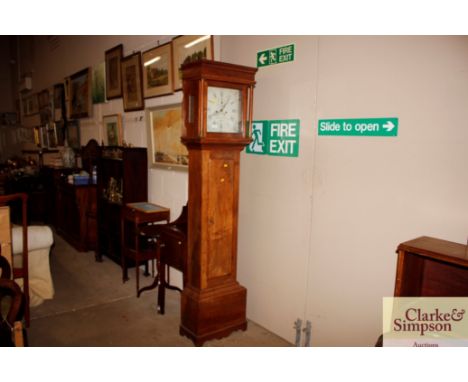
120, 202, 170, 296
394, 236, 468, 297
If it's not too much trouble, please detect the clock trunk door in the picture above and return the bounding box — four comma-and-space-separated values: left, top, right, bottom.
206, 150, 239, 286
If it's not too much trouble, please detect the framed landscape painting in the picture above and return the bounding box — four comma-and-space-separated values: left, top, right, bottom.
172, 35, 213, 90
105, 44, 123, 99
69, 68, 91, 119
142, 42, 174, 98
121, 52, 144, 111
146, 103, 188, 168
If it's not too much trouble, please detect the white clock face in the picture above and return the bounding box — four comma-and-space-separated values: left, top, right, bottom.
207, 86, 242, 133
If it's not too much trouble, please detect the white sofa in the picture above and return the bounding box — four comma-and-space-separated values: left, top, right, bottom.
12, 225, 54, 307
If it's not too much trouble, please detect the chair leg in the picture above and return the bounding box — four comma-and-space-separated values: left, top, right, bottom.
157, 262, 166, 315
24, 282, 30, 327
136, 258, 140, 297
121, 252, 129, 283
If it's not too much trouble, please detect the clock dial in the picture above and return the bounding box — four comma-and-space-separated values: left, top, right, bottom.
207, 86, 242, 133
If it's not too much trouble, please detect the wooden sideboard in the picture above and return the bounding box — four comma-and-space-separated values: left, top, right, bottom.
394, 236, 468, 297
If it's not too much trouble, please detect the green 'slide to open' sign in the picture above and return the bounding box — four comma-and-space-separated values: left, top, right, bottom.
318, 118, 399, 136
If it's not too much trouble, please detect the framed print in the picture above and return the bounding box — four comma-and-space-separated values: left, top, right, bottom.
33, 126, 41, 146
121, 52, 144, 111
24, 93, 39, 116
66, 119, 81, 149
105, 44, 123, 100
69, 68, 91, 119
146, 103, 188, 168
103, 114, 122, 146
142, 42, 174, 98
92, 61, 106, 104
40, 125, 49, 147
172, 35, 213, 91
38, 88, 52, 124
47, 124, 58, 148
54, 83, 65, 121
55, 120, 65, 146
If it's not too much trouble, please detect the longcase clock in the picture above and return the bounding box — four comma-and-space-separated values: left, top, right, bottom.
180, 60, 257, 345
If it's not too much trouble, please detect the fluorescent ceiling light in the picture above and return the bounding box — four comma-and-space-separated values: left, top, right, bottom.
184, 35, 210, 49
144, 56, 161, 66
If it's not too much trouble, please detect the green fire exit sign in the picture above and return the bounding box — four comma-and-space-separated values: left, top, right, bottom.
257, 44, 295, 67
247, 119, 300, 157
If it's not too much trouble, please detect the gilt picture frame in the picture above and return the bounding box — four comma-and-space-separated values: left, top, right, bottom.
66, 119, 81, 149
146, 103, 188, 169
69, 68, 92, 119
142, 42, 174, 98
121, 52, 144, 112
105, 44, 123, 100
102, 114, 123, 146
53, 83, 65, 122
24, 93, 39, 116
172, 35, 213, 91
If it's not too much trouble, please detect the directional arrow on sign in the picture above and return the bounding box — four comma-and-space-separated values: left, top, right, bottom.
383, 121, 395, 132
258, 53, 267, 65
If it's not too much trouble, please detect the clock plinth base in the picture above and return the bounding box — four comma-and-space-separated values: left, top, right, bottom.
180, 283, 247, 346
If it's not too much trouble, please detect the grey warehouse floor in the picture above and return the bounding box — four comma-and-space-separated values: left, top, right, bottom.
28, 232, 291, 347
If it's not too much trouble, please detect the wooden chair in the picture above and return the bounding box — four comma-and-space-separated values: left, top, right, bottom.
0, 193, 29, 327
0, 254, 25, 346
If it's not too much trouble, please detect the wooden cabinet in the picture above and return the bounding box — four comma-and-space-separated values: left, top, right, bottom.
96, 147, 147, 264
395, 236, 468, 297
41, 166, 77, 226
56, 181, 97, 252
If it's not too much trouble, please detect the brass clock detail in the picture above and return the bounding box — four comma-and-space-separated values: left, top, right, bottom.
180, 60, 257, 346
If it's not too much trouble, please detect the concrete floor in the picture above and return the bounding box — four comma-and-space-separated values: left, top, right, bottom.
28, 233, 291, 347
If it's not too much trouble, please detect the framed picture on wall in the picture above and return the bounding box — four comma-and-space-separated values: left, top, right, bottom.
142, 42, 174, 98
69, 68, 91, 119
66, 119, 81, 149
92, 61, 106, 104
146, 103, 188, 168
40, 125, 49, 147
53, 83, 65, 121
102, 114, 123, 146
55, 120, 65, 146
47, 123, 58, 148
172, 35, 213, 91
24, 93, 39, 116
121, 52, 144, 112
38, 88, 52, 124
105, 44, 123, 100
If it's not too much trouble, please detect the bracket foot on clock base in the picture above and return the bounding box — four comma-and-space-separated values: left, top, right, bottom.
180, 283, 247, 346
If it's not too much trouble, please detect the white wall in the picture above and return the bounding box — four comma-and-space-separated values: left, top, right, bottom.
307, 36, 468, 346
221, 35, 468, 346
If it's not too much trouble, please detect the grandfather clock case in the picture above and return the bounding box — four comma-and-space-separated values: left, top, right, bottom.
180, 60, 257, 345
